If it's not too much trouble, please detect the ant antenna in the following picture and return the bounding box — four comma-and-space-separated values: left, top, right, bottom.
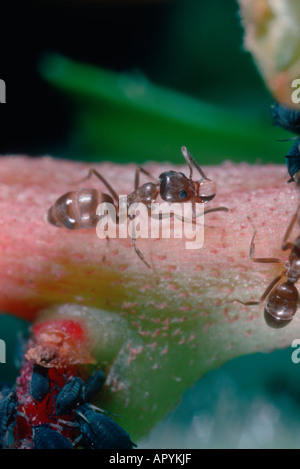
181, 146, 208, 180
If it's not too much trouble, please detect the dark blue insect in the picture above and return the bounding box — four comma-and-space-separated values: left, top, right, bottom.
30, 364, 49, 403
271, 102, 300, 183
74, 404, 137, 449
286, 138, 300, 183
55, 377, 85, 416
0, 388, 17, 448
55, 370, 106, 416
271, 102, 300, 134
33, 424, 74, 449
84, 370, 105, 403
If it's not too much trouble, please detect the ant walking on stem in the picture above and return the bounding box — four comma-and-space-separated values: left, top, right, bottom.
233, 206, 300, 328
47, 147, 228, 269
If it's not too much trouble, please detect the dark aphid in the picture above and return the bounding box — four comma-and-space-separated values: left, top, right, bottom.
84, 370, 105, 403
74, 404, 137, 449
47, 147, 227, 269
33, 424, 74, 449
271, 102, 300, 134
55, 377, 85, 415
55, 370, 106, 416
271, 103, 300, 184
0, 389, 17, 448
30, 364, 49, 403
286, 138, 300, 184
233, 210, 300, 328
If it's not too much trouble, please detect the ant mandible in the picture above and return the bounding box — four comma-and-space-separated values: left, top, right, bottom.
234, 205, 300, 328
47, 147, 228, 269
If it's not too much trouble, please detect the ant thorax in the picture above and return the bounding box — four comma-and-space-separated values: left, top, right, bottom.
127, 182, 160, 211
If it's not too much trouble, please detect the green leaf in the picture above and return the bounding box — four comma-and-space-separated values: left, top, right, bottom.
40, 53, 289, 165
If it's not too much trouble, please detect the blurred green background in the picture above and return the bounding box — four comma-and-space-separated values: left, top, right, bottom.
0, 0, 294, 163
1, 0, 300, 449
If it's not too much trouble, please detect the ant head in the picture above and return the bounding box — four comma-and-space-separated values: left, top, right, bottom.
158, 171, 193, 203
264, 281, 298, 328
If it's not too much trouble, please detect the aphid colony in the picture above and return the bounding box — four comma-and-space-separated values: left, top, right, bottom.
0, 361, 136, 449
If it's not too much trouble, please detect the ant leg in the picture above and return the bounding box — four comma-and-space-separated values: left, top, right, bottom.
282, 202, 300, 250
191, 195, 197, 220
204, 206, 229, 215
247, 217, 281, 263
131, 235, 151, 269
134, 167, 157, 190
259, 273, 285, 302
166, 206, 229, 223
150, 207, 228, 225
129, 216, 151, 269
73, 168, 119, 204
102, 236, 110, 263
232, 272, 285, 306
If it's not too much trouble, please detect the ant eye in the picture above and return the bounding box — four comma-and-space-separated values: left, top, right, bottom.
179, 190, 188, 199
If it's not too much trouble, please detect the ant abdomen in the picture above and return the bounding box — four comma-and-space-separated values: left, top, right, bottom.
47, 189, 114, 230
264, 281, 299, 328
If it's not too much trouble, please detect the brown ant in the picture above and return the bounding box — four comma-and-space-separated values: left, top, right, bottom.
233, 206, 300, 328
47, 146, 228, 269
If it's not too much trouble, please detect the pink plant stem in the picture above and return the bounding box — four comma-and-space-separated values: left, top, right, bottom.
0, 155, 299, 439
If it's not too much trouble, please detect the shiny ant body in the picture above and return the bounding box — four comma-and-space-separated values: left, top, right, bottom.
234, 206, 300, 328
271, 102, 300, 183
47, 146, 227, 269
